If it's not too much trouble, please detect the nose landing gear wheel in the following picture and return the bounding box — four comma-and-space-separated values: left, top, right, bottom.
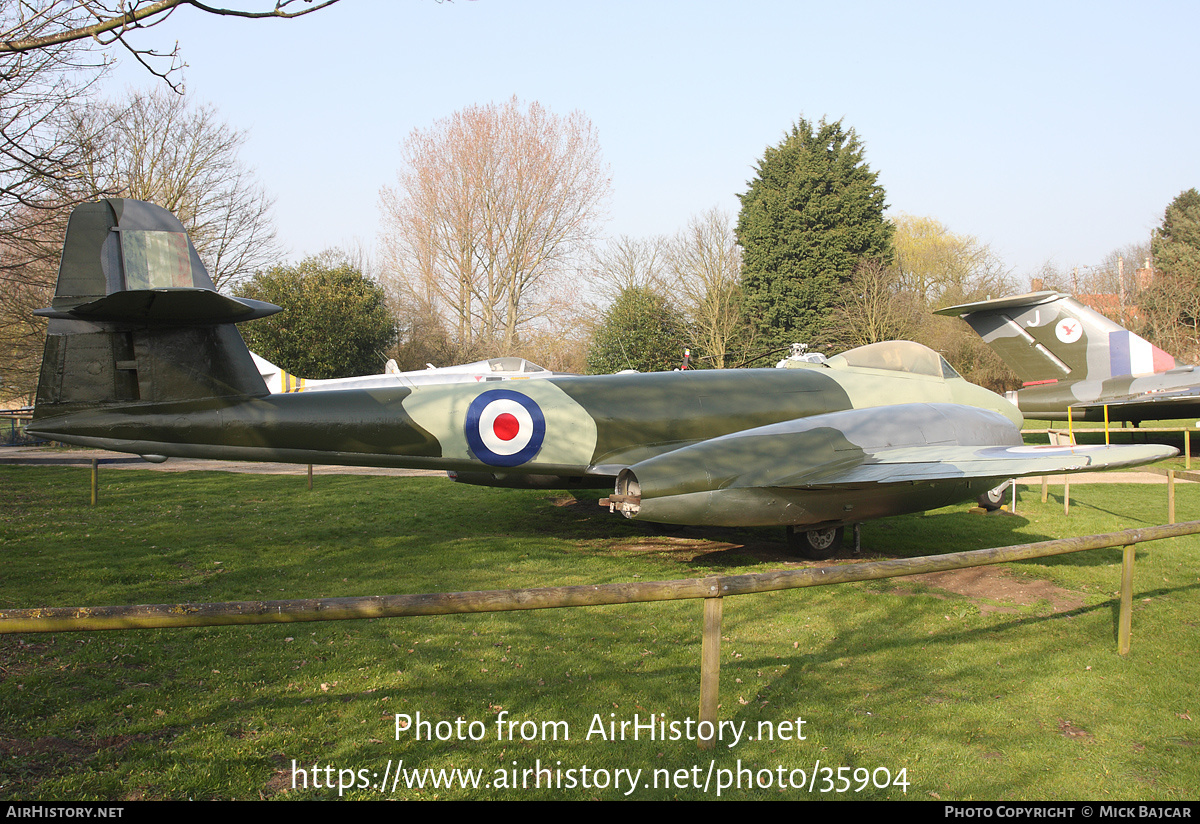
977, 480, 1012, 511
786, 525, 844, 560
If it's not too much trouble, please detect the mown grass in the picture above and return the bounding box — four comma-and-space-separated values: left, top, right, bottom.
1, 464, 1197, 800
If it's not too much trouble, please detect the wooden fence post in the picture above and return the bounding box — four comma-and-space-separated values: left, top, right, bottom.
1118, 545, 1136, 656
1167, 470, 1176, 524
90, 459, 98, 507
698, 595, 723, 751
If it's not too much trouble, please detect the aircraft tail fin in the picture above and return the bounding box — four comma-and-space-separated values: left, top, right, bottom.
33, 199, 279, 420
249, 351, 308, 394
935, 290, 1176, 385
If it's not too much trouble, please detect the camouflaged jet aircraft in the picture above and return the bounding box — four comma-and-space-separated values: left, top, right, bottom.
937, 290, 1200, 424
27, 200, 1176, 558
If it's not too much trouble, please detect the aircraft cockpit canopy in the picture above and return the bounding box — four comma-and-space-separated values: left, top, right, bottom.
826, 340, 961, 379
487, 357, 548, 373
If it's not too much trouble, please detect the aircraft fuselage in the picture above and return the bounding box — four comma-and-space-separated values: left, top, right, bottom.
30, 365, 1017, 478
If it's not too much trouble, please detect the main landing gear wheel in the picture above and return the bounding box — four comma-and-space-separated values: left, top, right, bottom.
786, 525, 844, 560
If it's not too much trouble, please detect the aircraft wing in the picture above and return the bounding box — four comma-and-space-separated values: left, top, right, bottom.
784, 442, 1177, 487
611, 403, 1177, 527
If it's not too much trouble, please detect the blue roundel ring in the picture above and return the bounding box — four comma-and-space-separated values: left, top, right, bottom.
464, 389, 546, 467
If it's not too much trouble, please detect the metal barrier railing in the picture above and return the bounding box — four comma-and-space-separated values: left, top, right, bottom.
0, 408, 40, 447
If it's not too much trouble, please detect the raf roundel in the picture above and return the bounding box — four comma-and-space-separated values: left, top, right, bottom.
464, 389, 547, 467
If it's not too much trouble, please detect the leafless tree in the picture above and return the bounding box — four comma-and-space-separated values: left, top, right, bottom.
0, 6, 108, 401
77, 88, 281, 290
667, 208, 745, 369
829, 259, 924, 350
0, 1, 337, 400
380, 97, 611, 355
1137, 275, 1200, 363
0, 206, 71, 401
0, 5, 115, 240
1032, 240, 1153, 305
1, 1, 339, 205
1, 1, 340, 89
586, 234, 670, 305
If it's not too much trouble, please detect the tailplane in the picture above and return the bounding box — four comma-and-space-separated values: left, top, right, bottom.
33, 199, 278, 421
936, 290, 1176, 385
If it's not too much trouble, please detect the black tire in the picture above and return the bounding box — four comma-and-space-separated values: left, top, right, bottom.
786, 525, 844, 560
977, 482, 1009, 511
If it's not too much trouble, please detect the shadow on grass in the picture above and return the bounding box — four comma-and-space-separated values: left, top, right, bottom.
5, 466, 1200, 799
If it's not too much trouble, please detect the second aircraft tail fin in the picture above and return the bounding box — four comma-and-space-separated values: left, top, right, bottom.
936, 290, 1176, 386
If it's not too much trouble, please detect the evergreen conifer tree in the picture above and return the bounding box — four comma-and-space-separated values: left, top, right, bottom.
736, 118, 893, 357
1152, 188, 1200, 283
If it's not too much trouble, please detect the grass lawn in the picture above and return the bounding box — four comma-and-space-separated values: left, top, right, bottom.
1, 464, 1197, 800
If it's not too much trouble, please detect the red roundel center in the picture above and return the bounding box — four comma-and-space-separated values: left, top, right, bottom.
492, 413, 520, 442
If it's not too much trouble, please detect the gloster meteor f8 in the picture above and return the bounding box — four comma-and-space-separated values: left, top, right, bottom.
28, 201, 1174, 558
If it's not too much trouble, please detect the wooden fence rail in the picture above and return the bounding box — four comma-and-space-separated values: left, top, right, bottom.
4, 521, 1199, 748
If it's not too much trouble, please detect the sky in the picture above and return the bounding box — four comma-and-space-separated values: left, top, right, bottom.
103, 0, 1200, 285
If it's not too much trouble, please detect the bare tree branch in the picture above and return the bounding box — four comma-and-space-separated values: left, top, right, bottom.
0, 1, 341, 54
0, 1, 326, 400
667, 208, 744, 369
76, 88, 282, 290
380, 97, 611, 356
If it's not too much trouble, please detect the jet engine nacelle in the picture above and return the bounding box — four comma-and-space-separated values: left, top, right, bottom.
607, 403, 1023, 529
